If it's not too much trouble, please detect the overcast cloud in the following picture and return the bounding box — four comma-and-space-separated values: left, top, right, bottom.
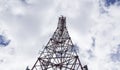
0, 0, 120, 70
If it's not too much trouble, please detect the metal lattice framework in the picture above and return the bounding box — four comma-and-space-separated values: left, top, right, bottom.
31, 16, 87, 70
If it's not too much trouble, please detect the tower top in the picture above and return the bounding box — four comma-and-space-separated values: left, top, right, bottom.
57, 16, 66, 29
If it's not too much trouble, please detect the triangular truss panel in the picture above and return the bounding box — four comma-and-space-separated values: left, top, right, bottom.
31, 16, 88, 70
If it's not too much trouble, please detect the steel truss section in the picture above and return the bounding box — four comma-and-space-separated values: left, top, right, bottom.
31, 16, 87, 70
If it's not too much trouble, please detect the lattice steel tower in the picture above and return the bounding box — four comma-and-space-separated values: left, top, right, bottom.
31, 16, 88, 70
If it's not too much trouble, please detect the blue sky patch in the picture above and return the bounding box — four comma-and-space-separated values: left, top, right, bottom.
105, 0, 120, 7
111, 45, 120, 62
0, 35, 11, 47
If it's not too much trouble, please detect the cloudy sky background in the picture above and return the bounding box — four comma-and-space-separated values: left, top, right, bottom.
0, 0, 120, 70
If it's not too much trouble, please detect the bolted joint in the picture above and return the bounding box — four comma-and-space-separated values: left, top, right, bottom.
74, 56, 78, 58
38, 57, 42, 60
83, 65, 88, 70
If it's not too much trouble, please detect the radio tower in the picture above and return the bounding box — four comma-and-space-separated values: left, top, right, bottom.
30, 16, 88, 70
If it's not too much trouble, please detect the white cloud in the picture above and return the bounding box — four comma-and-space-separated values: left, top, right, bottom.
0, 0, 120, 70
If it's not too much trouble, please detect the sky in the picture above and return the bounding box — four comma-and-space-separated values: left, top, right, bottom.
0, 0, 120, 70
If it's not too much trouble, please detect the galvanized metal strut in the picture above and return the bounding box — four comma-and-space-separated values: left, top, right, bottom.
31, 16, 88, 70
